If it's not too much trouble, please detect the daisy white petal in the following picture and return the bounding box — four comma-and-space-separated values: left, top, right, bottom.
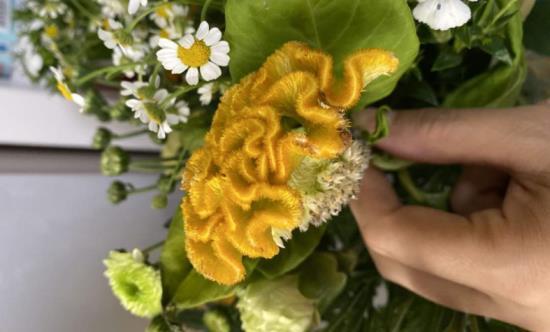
210, 52, 230, 66
195, 21, 209, 40
211, 41, 230, 54
179, 35, 195, 48
158, 38, 179, 50
186, 67, 200, 85
203, 28, 222, 46
200, 62, 222, 81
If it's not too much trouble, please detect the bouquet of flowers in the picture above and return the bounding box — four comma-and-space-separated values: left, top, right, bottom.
13, 0, 549, 330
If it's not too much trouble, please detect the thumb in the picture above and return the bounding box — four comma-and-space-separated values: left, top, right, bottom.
353, 104, 550, 174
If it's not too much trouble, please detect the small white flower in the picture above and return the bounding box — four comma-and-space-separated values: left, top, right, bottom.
413, 0, 478, 31
97, 19, 124, 50
30, 0, 68, 19
17, 36, 43, 77
167, 101, 191, 125
149, 26, 181, 48
97, 0, 126, 18
49, 67, 85, 112
372, 281, 389, 310
198, 83, 214, 105
128, 0, 148, 15
156, 21, 230, 85
149, 4, 188, 28
125, 88, 183, 139
121, 80, 149, 98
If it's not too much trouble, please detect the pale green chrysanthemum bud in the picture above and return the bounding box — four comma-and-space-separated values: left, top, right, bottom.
237, 276, 317, 332
101, 146, 130, 176
103, 250, 162, 318
151, 194, 168, 209
203, 310, 230, 332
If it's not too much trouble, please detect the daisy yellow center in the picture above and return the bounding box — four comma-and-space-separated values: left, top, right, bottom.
155, 4, 172, 18
57, 82, 73, 101
45, 25, 59, 38
159, 30, 169, 39
178, 41, 210, 68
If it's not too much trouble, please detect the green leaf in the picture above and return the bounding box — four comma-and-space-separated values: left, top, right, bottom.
170, 270, 236, 310
523, 0, 550, 56
431, 49, 463, 72
444, 0, 527, 108
480, 37, 513, 65
225, 0, 419, 106
298, 252, 347, 312
257, 225, 326, 278
159, 208, 192, 303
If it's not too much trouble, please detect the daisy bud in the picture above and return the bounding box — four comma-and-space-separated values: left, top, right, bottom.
92, 127, 112, 150
104, 251, 162, 318
151, 194, 168, 209
107, 181, 128, 204
203, 310, 230, 332
101, 146, 130, 176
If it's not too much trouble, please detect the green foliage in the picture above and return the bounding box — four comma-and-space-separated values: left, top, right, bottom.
523, 0, 550, 56
160, 208, 192, 302
443, 0, 526, 107
225, 0, 419, 107
298, 253, 347, 313
170, 270, 236, 310
257, 225, 326, 279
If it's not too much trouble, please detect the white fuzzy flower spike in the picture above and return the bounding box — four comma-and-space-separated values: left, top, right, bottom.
128, 0, 148, 15
156, 21, 230, 85
49, 67, 85, 112
413, 0, 477, 31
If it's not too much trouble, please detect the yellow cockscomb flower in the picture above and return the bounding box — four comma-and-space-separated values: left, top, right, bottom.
182, 42, 398, 285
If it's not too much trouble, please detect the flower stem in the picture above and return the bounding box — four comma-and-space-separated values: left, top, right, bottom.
115, 129, 149, 139
67, 0, 97, 20
128, 184, 157, 195
201, 0, 214, 21
160, 84, 202, 108
76, 61, 154, 86
126, 4, 166, 33
397, 168, 425, 204
142, 240, 165, 254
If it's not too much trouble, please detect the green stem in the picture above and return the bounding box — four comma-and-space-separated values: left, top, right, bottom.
128, 184, 157, 195
142, 240, 165, 254
201, 0, 214, 21
126, 4, 166, 32
114, 129, 149, 139
390, 296, 415, 332
397, 168, 425, 203
76, 61, 154, 86
483, 0, 517, 32
67, 0, 97, 20
128, 164, 165, 173
160, 84, 202, 108
469, 315, 481, 332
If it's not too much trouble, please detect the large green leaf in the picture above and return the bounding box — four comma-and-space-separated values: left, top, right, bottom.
443, 0, 527, 107
257, 225, 326, 278
170, 270, 236, 310
159, 207, 192, 303
225, 0, 419, 106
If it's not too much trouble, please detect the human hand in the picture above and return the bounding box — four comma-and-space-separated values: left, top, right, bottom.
351, 101, 550, 331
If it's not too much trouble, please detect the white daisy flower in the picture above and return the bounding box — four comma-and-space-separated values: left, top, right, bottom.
121, 80, 149, 98
49, 67, 85, 112
128, 0, 148, 15
167, 101, 191, 125
149, 4, 188, 28
149, 26, 181, 48
97, 0, 126, 18
30, 0, 68, 19
17, 36, 43, 77
98, 19, 124, 49
197, 83, 214, 105
156, 21, 230, 85
413, 0, 478, 31
125, 88, 185, 139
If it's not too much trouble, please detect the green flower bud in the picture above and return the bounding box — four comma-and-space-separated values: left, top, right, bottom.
237, 276, 317, 332
107, 181, 128, 204
151, 194, 168, 209
101, 146, 129, 176
203, 310, 230, 332
103, 250, 163, 318
146, 316, 172, 332
93, 127, 112, 150
157, 175, 175, 194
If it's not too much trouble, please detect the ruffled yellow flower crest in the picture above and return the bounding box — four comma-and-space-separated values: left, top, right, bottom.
182, 42, 398, 285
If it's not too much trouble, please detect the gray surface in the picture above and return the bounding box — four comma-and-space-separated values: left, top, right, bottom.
0, 174, 180, 332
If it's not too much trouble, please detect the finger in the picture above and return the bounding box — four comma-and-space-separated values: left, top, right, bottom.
350, 167, 505, 291
370, 251, 496, 317
451, 166, 508, 215
353, 105, 550, 174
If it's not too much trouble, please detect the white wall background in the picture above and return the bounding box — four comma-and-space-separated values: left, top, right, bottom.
0, 174, 180, 332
